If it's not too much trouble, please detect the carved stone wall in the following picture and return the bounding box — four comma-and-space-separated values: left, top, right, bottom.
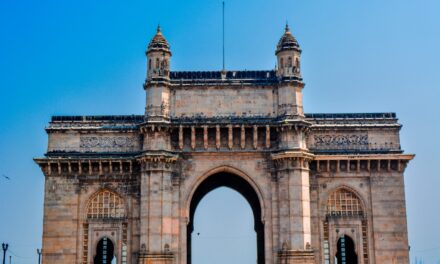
47, 132, 142, 153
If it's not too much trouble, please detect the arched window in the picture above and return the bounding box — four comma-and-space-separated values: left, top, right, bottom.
288, 57, 292, 67
87, 190, 125, 219
280, 58, 284, 68
155, 58, 160, 68
148, 59, 151, 70
296, 58, 300, 70
326, 188, 363, 217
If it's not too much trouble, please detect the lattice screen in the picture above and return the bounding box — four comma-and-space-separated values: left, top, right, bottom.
326, 189, 363, 216
87, 190, 125, 219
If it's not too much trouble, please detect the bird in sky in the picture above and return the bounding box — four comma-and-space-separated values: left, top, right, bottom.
2, 174, 10, 180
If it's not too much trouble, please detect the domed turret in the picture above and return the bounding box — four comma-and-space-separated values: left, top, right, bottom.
276, 24, 301, 78
276, 24, 301, 54
147, 25, 171, 54
146, 26, 171, 80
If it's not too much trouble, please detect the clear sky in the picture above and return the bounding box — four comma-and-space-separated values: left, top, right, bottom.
0, 0, 439, 263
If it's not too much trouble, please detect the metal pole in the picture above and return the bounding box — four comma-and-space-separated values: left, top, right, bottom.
2, 243, 8, 264
8, 256, 10, 264
37, 249, 41, 264
222, 1, 225, 71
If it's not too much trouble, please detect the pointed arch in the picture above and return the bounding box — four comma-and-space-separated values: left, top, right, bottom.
326, 186, 365, 217
336, 234, 358, 264
86, 189, 126, 219
185, 165, 266, 221
184, 165, 267, 264
94, 236, 116, 264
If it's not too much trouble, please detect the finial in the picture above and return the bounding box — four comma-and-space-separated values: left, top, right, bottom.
157, 24, 161, 33
285, 21, 290, 33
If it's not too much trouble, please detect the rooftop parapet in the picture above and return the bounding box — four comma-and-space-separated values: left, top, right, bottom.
49, 113, 398, 124
168, 70, 302, 85
47, 112, 400, 131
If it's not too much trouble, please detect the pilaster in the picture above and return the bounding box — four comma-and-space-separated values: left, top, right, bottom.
138, 154, 179, 264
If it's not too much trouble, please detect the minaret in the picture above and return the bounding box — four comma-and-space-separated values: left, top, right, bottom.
144, 25, 172, 121
275, 23, 305, 119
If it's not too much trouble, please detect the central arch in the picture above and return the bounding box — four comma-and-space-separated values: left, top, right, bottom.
186, 170, 265, 264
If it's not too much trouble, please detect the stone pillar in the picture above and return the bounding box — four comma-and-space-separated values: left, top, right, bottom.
272, 118, 315, 263
139, 156, 178, 264
273, 155, 315, 264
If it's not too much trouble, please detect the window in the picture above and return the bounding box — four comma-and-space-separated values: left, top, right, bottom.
156, 58, 160, 68
326, 188, 363, 217
148, 59, 151, 69
87, 190, 125, 219
288, 57, 292, 67
280, 58, 284, 68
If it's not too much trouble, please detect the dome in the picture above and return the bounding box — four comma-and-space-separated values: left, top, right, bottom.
147, 25, 171, 54
276, 24, 301, 54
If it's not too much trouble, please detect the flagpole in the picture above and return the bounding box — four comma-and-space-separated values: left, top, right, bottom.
222, 1, 225, 71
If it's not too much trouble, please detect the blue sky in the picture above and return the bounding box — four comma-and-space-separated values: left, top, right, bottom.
0, 0, 439, 263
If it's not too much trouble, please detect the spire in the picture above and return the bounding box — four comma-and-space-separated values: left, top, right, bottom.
147, 25, 171, 55
276, 23, 300, 54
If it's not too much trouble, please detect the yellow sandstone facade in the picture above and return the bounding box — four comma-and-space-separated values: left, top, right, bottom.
35, 25, 413, 264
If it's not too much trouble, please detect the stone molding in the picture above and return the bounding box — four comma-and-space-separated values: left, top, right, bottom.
278, 249, 316, 263
34, 157, 138, 177
311, 154, 414, 174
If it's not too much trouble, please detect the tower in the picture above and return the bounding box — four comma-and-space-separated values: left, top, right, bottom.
144, 25, 172, 122
276, 23, 301, 78
275, 23, 305, 119
146, 25, 171, 80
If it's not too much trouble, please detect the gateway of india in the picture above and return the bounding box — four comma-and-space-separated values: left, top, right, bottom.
35, 25, 414, 264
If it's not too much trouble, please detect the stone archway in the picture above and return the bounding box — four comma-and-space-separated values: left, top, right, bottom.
335, 235, 358, 264
186, 172, 265, 264
94, 236, 116, 264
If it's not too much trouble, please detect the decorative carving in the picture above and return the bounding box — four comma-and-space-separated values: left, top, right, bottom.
80, 136, 137, 150
314, 134, 368, 148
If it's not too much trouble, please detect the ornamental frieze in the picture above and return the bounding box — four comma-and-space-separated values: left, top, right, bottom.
80, 136, 139, 150
313, 134, 369, 148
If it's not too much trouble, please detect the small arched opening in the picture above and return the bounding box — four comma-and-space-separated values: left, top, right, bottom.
187, 172, 264, 264
84, 189, 126, 264
335, 235, 358, 264
94, 237, 116, 264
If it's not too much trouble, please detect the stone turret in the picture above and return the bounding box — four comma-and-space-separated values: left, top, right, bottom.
144, 26, 172, 122
146, 25, 171, 80
276, 23, 301, 78
275, 24, 305, 118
